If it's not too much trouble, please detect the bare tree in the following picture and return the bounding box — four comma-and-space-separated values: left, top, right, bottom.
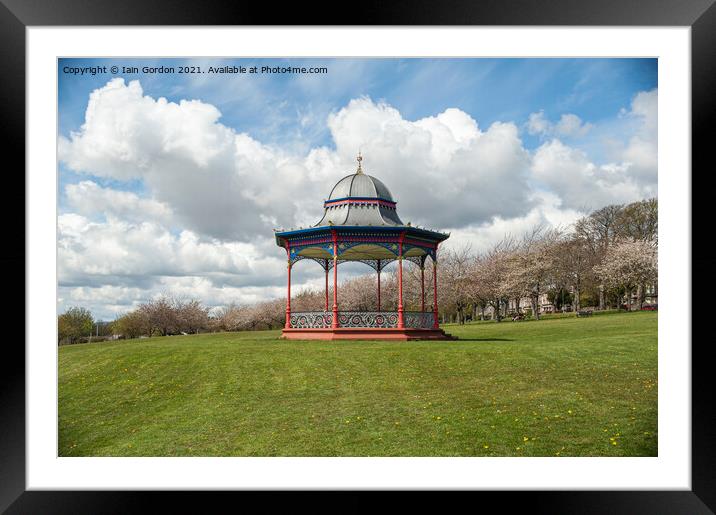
615, 198, 658, 243
552, 234, 595, 312
465, 254, 492, 321
575, 204, 622, 309
177, 299, 210, 334
340, 274, 381, 311
292, 288, 325, 312
439, 244, 473, 324
112, 310, 149, 339
139, 295, 179, 336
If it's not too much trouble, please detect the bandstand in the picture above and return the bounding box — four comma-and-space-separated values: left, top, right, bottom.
274, 153, 454, 340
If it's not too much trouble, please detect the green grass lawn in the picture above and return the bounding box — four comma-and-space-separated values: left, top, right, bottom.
58, 311, 657, 457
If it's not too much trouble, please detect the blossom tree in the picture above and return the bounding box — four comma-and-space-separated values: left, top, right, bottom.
472, 238, 515, 322
502, 227, 561, 321
593, 239, 657, 311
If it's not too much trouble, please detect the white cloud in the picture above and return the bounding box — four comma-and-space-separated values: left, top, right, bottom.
527, 89, 657, 211
620, 88, 658, 181
555, 113, 593, 138
527, 110, 551, 136
57, 213, 287, 288
65, 181, 173, 225
629, 88, 657, 132
59, 78, 286, 240
444, 190, 586, 253
531, 139, 648, 211
526, 110, 592, 138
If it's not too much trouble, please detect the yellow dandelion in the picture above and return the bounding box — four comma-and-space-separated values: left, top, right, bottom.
483, 444, 489, 449
523, 436, 529, 442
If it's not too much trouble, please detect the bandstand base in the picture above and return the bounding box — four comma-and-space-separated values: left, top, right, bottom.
281, 327, 456, 341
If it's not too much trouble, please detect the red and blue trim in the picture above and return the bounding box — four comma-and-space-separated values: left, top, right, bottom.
323, 197, 397, 209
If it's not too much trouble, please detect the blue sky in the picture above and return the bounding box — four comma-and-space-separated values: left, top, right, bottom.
57, 58, 657, 319
59, 57, 656, 151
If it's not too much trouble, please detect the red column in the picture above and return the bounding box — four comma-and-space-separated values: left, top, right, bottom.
324, 260, 329, 312
377, 266, 381, 312
421, 265, 425, 312
332, 231, 339, 328
285, 255, 292, 330
398, 242, 404, 329
433, 252, 439, 329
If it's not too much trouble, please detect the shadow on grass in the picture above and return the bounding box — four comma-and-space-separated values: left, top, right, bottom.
451, 338, 515, 342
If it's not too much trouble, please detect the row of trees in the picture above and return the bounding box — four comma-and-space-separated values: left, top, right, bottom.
437, 198, 658, 323
113, 297, 211, 338
58, 198, 657, 342
59, 296, 213, 344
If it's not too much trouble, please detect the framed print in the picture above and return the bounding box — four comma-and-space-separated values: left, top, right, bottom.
4, 0, 713, 512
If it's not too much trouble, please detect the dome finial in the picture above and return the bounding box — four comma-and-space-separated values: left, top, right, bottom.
356, 150, 363, 174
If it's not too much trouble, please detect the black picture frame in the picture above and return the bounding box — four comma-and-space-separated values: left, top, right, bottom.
3, 0, 710, 512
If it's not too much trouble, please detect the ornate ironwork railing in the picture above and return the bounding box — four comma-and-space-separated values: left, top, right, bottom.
338, 311, 398, 328
290, 312, 332, 328
288, 311, 434, 329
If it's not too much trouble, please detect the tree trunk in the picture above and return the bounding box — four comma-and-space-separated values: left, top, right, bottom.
626, 288, 632, 311
637, 283, 644, 310
575, 280, 581, 312
598, 284, 605, 310
480, 306, 485, 321
495, 298, 501, 322
532, 296, 540, 321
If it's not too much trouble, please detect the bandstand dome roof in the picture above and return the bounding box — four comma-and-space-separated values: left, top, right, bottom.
328, 172, 395, 202
315, 154, 404, 227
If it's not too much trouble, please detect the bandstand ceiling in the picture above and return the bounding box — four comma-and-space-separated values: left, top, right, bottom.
295, 243, 430, 261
